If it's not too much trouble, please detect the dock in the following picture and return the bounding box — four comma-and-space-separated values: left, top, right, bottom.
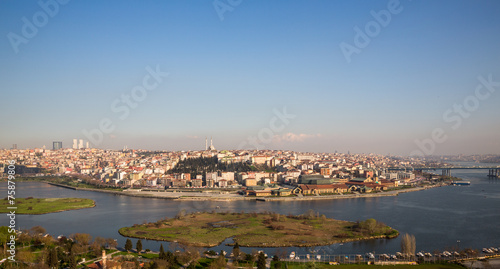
488, 169, 500, 178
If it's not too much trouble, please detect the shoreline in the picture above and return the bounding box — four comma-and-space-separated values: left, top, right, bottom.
44, 181, 448, 201
118, 231, 397, 248
118, 211, 399, 248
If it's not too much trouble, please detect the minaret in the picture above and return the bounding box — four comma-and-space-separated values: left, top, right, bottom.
209, 137, 215, 151
102, 249, 107, 269
205, 137, 208, 151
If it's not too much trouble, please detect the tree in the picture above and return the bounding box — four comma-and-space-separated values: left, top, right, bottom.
151, 259, 170, 269
166, 251, 176, 265
306, 261, 318, 269
401, 233, 416, 256
94, 236, 107, 248
305, 209, 316, 219
244, 253, 254, 264
136, 239, 143, 253
68, 254, 77, 269
275, 247, 288, 260
72, 233, 92, 247
30, 225, 46, 237
257, 252, 266, 269
272, 255, 281, 269
159, 244, 166, 260
175, 209, 186, 220
46, 248, 58, 268
208, 250, 227, 269
362, 218, 377, 234
0, 226, 9, 253
91, 241, 102, 257
106, 238, 118, 249
125, 238, 133, 252
232, 242, 241, 261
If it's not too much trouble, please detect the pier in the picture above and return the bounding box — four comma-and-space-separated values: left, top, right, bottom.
442, 168, 451, 177
488, 168, 500, 178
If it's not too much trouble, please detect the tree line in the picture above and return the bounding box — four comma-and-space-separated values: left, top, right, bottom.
169, 156, 276, 177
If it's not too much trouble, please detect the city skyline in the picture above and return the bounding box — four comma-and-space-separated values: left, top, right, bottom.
1, 0, 500, 155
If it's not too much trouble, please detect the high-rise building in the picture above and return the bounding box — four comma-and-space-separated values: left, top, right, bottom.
73, 139, 78, 149
53, 141, 63, 150
78, 139, 83, 149
86, 141, 89, 149
12, 144, 17, 150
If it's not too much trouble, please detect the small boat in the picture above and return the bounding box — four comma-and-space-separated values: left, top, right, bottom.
452, 181, 470, 186
289, 252, 295, 259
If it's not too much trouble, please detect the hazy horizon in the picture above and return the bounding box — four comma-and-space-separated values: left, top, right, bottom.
1, 0, 500, 156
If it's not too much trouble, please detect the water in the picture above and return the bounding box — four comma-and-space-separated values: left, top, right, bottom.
1, 170, 499, 256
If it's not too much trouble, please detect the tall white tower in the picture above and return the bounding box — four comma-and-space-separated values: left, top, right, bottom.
205, 137, 208, 151
73, 139, 78, 149
209, 136, 216, 151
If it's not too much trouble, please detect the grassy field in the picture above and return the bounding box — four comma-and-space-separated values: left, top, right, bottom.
119, 212, 398, 247
0, 197, 95, 214
11, 176, 124, 191
278, 262, 466, 269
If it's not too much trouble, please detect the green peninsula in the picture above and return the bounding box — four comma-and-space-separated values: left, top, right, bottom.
119, 211, 398, 247
0, 197, 95, 214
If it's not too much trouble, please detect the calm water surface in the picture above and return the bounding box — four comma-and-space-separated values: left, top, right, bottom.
1, 170, 499, 256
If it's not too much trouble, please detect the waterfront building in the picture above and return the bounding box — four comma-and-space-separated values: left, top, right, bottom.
297, 174, 333, 185
293, 183, 349, 195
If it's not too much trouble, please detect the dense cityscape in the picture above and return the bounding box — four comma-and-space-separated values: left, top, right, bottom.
1, 139, 452, 197
1, 142, 500, 268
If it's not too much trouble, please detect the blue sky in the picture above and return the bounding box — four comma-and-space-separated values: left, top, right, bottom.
1, 0, 499, 155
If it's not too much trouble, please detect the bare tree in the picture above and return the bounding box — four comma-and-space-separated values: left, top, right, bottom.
70, 233, 92, 247
94, 237, 107, 248
175, 209, 187, 220
400, 233, 416, 256
106, 238, 118, 249
305, 209, 316, 219
362, 219, 377, 234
